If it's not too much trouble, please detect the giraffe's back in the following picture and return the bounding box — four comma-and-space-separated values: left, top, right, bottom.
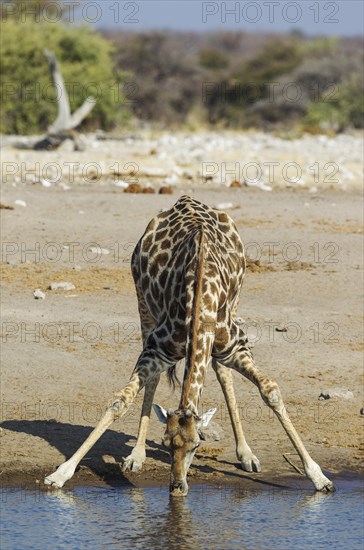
132, 196, 245, 330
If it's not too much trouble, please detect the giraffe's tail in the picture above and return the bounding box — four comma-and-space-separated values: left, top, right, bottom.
167, 364, 180, 390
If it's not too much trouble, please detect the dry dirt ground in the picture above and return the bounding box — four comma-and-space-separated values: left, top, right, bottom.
1, 132, 363, 491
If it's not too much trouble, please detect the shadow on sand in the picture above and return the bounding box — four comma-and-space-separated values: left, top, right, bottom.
2, 420, 293, 491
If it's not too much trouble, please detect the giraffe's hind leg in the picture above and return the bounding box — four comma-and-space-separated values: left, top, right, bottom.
212, 359, 261, 473
122, 373, 160, 472
123, 282, 159, 473
217, 337, 335, 492
44, 347, 175, 489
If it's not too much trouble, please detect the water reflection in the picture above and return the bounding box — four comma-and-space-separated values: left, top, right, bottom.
1, 480, 362, 550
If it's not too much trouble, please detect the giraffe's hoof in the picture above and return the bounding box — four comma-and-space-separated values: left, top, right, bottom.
122, 451, 146, 473
44, 475, 64, 489
44, 461, 75, 488
305, 462, 335, 492
239, 455, 261, 473
318, 479, 336, 493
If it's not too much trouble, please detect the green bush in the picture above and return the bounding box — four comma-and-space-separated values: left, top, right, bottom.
199, 48, 228, 70
203, 38, 305, 126
240, 38, 304, 85
304, 74, 364, 131
0, 19, 130, 134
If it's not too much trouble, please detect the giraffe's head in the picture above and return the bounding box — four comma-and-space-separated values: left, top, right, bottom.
153, 404, 216, 496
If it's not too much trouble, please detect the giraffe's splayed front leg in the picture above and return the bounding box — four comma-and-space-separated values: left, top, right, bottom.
44, 402, 122, 488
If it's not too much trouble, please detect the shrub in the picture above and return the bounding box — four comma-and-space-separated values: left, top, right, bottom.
112, 32, 201, 125
199, 48, 228, 70
0, 19, 130, 134
245, 44, 363, 129
202, 38, 305, 126
304, 74, 364, 131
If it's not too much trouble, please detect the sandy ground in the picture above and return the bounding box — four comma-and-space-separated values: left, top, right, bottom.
1, 131, 363, 490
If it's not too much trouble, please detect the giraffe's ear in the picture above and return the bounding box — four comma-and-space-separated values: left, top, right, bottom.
153, 404, 168, 424
199, 407, 217, 428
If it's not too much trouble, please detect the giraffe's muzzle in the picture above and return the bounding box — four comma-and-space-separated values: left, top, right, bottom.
170, 479, 188, 497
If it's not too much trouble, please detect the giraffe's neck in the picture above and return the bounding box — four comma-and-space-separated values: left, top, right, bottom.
180, 331, 215, 415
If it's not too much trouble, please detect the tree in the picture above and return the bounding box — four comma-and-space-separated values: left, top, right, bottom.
1, 19, 130, 134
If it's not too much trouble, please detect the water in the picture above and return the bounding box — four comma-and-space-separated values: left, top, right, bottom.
1, 479, 363, 550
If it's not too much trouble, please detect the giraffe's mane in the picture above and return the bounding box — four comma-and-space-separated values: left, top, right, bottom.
181, 228, 206, 408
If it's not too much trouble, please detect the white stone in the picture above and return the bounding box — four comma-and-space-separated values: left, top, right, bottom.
114, 180, 129, 188
214, 202, 234, 210
49, 282, 76, 291
14, 200, 27, 207
89, 246, 110, 255
319, 388, 354, 400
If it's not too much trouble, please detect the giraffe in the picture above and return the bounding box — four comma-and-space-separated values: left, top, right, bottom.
44, 195, 335, 496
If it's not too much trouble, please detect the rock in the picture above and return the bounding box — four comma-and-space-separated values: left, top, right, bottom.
142, 186, 156, 194
124, 183, 143, 193
14, 200, 27, 207
41, 179, 52, 188
34, 289, 46, 299
319, 388, 354, 400
214, 202, 234, 210
114, 180, 129, 189
143, 167, 167, 178
49, 282, 76, 291
87, 169, 99, 181
199, 421, 223, 442
159, 186, 173, 195
89, 246, 110, 255
163, 174, 179, 186
360, 407, 364, 416
244, 180, 272, 192
182, 170, 194, 180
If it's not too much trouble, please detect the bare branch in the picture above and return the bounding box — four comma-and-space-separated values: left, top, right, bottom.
44, 49, 96, 134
